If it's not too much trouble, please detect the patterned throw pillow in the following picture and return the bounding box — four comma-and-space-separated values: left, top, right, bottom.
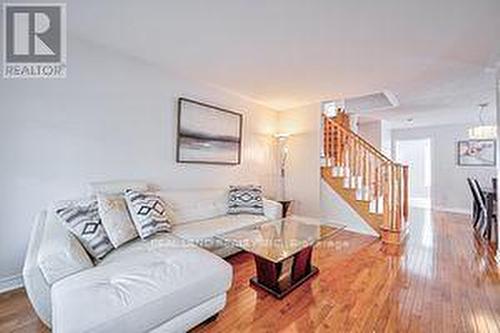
228, 185, 264, 215
124, 189, 172, 239
97, 193, 138, 248
55, 199, 114, 260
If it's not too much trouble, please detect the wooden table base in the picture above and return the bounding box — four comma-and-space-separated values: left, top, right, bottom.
249, 246, 319, 299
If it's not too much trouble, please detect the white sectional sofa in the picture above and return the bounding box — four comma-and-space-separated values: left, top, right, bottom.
23, 186, 281, 333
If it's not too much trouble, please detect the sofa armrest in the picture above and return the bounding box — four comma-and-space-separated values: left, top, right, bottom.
263, 199, 282, 220
37, 210, 93, 285
23, 211, 52, 326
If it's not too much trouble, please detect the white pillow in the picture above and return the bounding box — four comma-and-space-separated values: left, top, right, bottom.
37, 210, 94, 284
97, 193, 138, 248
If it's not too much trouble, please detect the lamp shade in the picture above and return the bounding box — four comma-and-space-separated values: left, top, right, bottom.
274, 133, 290, 140
468, 125, 497, 139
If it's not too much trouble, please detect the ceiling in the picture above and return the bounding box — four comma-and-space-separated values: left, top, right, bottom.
64, 0, 500, 127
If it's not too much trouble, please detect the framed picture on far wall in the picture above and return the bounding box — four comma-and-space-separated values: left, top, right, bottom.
176, 98, 243, 165
457, 139, 496, 167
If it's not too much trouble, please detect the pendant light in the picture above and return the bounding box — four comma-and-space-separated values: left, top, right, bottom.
468, 103, 496, 139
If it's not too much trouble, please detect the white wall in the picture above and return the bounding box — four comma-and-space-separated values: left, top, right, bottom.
392, 124, 497, 213
0, 38, 278, 286
320, 181, 378, 236
357, 119, 392, 157
381, 120, 392, 158
278, 103, 321, 216
357, 120, 382, 148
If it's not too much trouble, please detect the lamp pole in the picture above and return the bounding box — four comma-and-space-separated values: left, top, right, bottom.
274, 133, 291, 200
277, 135, 289, 200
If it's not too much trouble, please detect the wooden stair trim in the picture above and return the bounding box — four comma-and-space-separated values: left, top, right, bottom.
322, 167, 382, 235
326, 116, 393, 163
322, 115, 409, 244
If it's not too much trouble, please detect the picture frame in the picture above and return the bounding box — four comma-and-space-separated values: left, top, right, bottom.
457, 139, 496, 167
176, 98, 243, 165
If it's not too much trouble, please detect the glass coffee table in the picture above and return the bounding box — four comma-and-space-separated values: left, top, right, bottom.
215, 216, 345, 299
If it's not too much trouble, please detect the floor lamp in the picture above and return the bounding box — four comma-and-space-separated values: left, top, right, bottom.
275, 133, 290, 200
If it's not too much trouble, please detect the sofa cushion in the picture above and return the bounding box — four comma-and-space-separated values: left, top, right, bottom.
88, 180, 153, 196
124, 189, 172, 239
51, 233, 232, 333
172, 214, 268, 251
54, 198, 114, 261
263, 199, 283, 220
156, 190, 227, 225
97, 193, 138, 248
227, 185, 264, 215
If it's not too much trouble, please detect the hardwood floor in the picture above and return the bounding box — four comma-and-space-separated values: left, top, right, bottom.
1, 208, 499, 332
0, 288, 49, 333
196, 208, 500, 333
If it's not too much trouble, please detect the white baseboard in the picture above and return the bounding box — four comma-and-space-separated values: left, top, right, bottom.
432, 206, 470, 215
0, 274, 23, 294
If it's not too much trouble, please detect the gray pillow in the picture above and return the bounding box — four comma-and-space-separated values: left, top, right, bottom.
124, 189, 172, 239
54, 198, 114, 260
228, 185, 264, 215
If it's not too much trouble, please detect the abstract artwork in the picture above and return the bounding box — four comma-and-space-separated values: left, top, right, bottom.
176, 98, 242, 165
457, 139, 496, 166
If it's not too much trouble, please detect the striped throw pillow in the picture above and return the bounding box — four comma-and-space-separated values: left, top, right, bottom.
124, 189, 172, 239
228, 185, 264, 215
55, 199, 114, 261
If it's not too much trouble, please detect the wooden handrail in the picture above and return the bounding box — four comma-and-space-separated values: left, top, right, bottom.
322, 114, 409, 244
323, 114, 393, 164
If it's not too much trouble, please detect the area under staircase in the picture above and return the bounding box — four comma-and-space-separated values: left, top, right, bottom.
322, 115, 409, 244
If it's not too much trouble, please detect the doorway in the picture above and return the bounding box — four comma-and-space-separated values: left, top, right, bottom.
395, 138, 432, 208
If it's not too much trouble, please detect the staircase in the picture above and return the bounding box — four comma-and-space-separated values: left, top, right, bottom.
322, 115, 409, 244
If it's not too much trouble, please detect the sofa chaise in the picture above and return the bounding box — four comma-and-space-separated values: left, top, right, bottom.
23, 183, 281, 332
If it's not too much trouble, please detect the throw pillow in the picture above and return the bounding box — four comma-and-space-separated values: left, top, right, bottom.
124, 189, 172, 239
228, 185, 264, 215
97, 193, 138, 248
54, 199, 114, 260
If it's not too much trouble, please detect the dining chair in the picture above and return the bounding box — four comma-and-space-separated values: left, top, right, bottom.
489, 178, 497, 243
473, 179, 492, 240
487, 193, 498, 244
467, 178, 482, 229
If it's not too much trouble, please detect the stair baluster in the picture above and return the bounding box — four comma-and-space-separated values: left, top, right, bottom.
322, 115, 409, 244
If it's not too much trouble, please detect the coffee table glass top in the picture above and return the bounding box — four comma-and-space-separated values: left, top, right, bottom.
215, 216, 345, 263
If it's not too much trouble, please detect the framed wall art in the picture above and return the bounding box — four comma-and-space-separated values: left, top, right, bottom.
457, 139, 496, 167
176, 98, 243, 165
